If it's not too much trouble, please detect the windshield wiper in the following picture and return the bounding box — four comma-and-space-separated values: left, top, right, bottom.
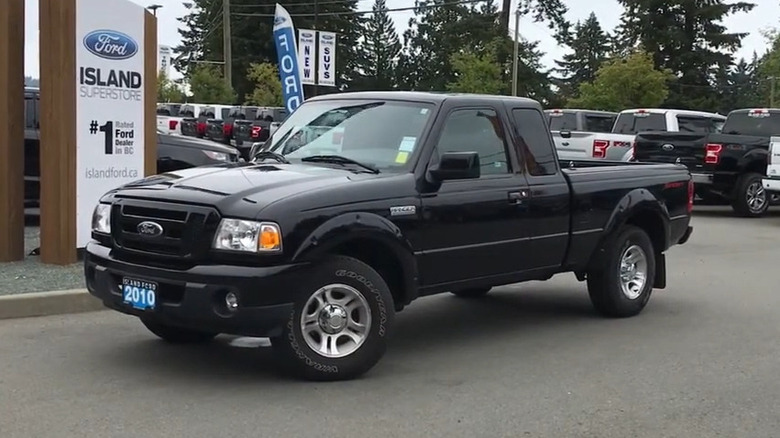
252, 150, 290, 164
301, 155, 380, 174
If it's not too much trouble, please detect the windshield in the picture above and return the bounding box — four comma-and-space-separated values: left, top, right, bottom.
262, 100, 434, 171
612, 112, 666, 134
546, 112, 577, 131
721, 112, 780, 136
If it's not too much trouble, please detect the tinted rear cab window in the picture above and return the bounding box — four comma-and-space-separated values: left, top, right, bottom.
721, 111, 780, 137
612, 112, 667, 134
546, 112, 578, 131
583, 114, 615, 133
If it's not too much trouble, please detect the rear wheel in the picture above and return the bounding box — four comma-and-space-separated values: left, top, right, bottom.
586, 225, 656, 318
140, 319, 218, 344
450, 287, 492, 298
731, 172, 769, 217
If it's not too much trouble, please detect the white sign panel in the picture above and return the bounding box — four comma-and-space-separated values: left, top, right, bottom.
297, 29, 316, 85
158, 44, 172, 77
76, 0, 146, 248
317, 31, 336, 87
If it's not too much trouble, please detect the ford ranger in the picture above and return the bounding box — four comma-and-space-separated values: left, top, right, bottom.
84, 91, 694, 381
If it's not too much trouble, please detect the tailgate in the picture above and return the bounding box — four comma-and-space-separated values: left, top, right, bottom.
553, 132, 594, 160
233, 121, 254, 143
180, 119, 199, 137
206, 120, 224, 141
634, 131, 708, 168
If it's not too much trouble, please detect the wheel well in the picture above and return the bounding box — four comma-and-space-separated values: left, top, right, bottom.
329, 238, 407, 310
625, 211, 664, 253
743, 159, 767, 176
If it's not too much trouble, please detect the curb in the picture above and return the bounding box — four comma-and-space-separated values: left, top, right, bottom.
0, 289, 106, 320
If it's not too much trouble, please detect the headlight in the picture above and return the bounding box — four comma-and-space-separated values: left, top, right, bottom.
91, 203, 112, 234
202, 150, 229, 162
213, 219, 282, 253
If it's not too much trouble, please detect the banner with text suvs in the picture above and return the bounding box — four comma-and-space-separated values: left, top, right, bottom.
75, 0, 146, 248
317, 31, 336, 87
297, 29, 316, 85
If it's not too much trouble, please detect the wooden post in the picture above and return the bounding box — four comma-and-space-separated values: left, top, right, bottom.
145, 11, 158, 176
0, 0, 25, 262
39, 0, 78, 265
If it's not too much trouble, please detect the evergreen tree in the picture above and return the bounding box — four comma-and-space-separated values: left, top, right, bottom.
353, 0, 402, 91
616, 0, 756, 111
553, 12, 611, 100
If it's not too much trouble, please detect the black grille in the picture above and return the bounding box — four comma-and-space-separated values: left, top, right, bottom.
111, 200, 220, 261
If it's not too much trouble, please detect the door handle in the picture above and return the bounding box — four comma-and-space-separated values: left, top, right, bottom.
508, 190, 529, 204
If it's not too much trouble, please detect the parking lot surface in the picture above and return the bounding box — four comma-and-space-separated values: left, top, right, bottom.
1, 206, 779, 438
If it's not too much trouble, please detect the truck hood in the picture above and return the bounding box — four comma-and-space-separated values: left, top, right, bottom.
106, 162, 370, 216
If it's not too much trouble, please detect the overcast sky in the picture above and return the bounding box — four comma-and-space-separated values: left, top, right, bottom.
23, 0, 780, 80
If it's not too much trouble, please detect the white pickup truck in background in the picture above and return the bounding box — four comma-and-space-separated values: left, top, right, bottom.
156, 103, 186, 135
593, 108, 727, 161
545, 109, 617, 161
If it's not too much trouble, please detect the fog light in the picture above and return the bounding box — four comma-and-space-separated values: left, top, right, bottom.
225, 292, 239, 311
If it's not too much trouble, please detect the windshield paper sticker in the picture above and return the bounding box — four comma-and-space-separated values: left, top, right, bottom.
399, 136, 416, 152
395, 151, 409, 164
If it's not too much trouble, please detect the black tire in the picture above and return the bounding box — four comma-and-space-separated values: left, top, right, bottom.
731, 172, 769, 217
586, 225, 656, 318
140, 319, 218, 344
270, 255, 395, 381
450, 287, 492, 298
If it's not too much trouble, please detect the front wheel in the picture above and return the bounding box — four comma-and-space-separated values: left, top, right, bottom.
731, 172, 769, 217
271, 256, 395, 381
586, 225, 656, 318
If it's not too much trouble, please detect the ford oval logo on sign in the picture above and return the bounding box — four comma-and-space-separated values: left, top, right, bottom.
83, 29, 138, 60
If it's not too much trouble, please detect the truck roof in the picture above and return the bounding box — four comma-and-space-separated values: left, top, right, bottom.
305, 91, 542, 109
619, 108, 726, 119
544, 108, 618, 115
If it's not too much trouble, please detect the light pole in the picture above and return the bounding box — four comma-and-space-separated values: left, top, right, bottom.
511, 8, 520, 97
147, 4, 162, 16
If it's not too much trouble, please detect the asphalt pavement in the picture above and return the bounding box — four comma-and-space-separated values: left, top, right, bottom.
1, 206, 779, 438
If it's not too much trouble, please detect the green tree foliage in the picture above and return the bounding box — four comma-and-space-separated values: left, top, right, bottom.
157, 70, 186, 102
447, 39, 505, 94
568, 51, 674, 112
756, 29, 780, 107
187, 63, 237, 104
553, 12, 611, 100
353, 0, 402, 90
616, 0, 756, 111
499, 0, 570, 42
245, 62, 283, 107
174, 0, 363, 101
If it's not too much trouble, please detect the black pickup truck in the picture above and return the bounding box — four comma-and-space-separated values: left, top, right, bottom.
84, 91, 694, 381
634, 108, 779, 217
232, 106, 287, 158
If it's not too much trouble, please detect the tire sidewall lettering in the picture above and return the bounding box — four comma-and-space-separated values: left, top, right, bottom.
335, 268, 388, 337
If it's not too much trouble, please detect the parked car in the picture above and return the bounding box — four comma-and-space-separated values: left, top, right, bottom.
22, 88, 241, 214
591, 108, 726, 161
544, 109, 617, 161
763, 134, 780, 197
156, 103, 184, 135
635, 108, 779, 217
180, 104, 214, 139
206, 105, 255, 147
232, 106, 288, 159
84, 91, 694, 381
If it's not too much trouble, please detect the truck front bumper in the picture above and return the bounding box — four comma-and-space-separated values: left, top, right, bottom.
763, 177, 780, 193
84, 242, 310, 338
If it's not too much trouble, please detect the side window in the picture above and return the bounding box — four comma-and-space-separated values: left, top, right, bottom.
24, 97, 36, 128
435, 108, 511, 176
511, 108, 558, 177
677, 116, 714, 133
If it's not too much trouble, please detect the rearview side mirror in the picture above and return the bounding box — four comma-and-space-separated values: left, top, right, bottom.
428, 151, 480, 181
560, 130, 572, 138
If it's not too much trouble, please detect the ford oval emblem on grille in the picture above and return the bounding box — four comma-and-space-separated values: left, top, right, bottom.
137, 221, 163, 237
662, 144, 675, 151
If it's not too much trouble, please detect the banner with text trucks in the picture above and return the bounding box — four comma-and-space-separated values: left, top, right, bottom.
75, 0, 146, 248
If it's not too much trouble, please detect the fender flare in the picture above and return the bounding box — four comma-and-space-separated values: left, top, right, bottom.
292, 212, 420, 304
736, 149, 768, 173
588, 188, 671, 269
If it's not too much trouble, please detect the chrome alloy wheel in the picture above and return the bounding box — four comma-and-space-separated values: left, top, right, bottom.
619, 244, 648, 300
746, 181, 767, 213
300, 283, 372, 359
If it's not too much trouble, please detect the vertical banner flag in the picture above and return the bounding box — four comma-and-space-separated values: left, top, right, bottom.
297, 29, 316, 85
317, 31, 336, 87
273, 4, 305, 113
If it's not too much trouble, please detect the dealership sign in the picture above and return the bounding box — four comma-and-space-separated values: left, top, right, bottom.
75, 0, 146, 247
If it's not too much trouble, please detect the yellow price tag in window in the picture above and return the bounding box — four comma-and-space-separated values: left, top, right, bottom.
395, 151, 409, 164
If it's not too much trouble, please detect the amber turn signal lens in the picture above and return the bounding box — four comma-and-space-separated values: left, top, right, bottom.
259, 224, 281, 251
